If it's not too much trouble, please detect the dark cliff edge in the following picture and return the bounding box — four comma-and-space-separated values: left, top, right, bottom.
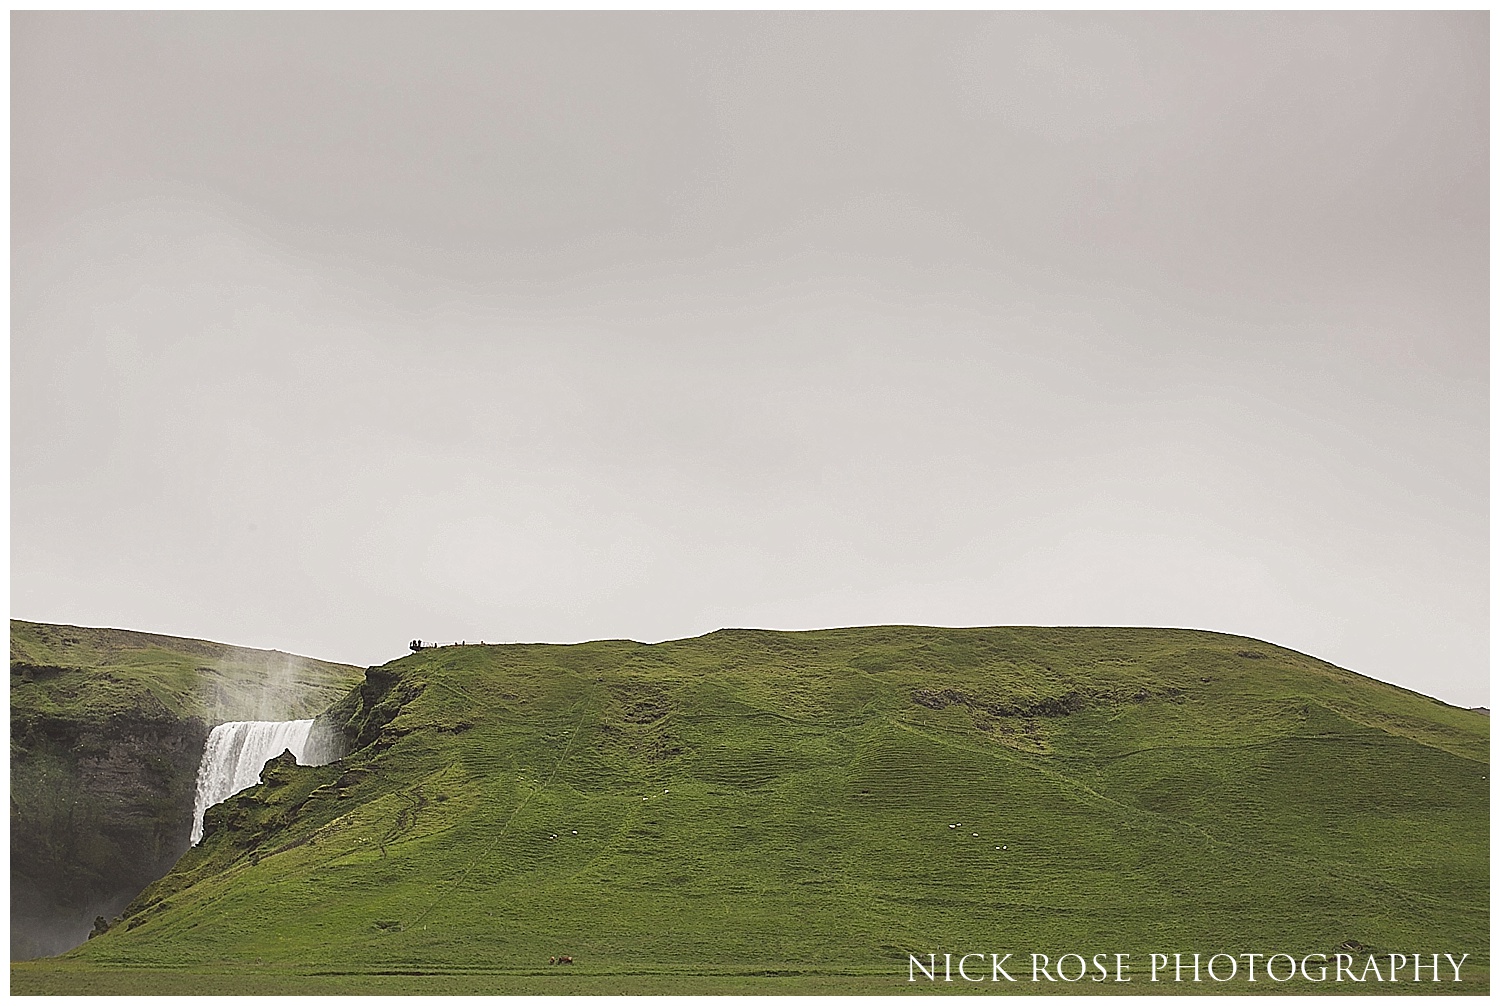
9, 620, 364, 960
10, 693, 207, 959
316, 663, 428, 758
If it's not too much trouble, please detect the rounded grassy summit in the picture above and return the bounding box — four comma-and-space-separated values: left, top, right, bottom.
14, 625, 1488, 994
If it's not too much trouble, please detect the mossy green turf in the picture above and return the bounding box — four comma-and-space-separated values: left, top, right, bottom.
17, 626, 1487, 994
10, 619, 363, 723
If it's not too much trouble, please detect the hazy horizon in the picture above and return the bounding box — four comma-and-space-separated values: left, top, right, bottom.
12, 13, 1488, 705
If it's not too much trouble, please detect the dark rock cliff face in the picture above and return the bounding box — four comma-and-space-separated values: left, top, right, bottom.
315, 664, 426, 756
10, 702, 208, 959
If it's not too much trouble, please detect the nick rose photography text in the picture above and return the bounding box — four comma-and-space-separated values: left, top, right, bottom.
908, 952, 1471, 984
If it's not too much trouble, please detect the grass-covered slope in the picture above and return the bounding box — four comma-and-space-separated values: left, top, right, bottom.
10, 620, 364, 960
17, 626, 1487, 993
10, 620, 361, 725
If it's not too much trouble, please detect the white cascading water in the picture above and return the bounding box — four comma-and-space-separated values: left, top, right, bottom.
189, 720, 316, 845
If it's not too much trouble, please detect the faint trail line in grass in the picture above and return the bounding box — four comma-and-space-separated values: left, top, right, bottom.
888, 717, 1476, 914
409, 682, 597, 928
1080, 733, 1373, 778
432, 678, 477, 705
1047, 734, 1409, 765
887, 716, 1244, 861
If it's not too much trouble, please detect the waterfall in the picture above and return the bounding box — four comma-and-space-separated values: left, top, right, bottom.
189, 720, 325, 845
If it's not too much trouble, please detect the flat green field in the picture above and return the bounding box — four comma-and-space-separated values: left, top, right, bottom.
14, 626, 1488, 995
10, 963, 1488, 995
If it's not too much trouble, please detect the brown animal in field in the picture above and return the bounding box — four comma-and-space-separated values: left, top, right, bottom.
557, 955, 573, 964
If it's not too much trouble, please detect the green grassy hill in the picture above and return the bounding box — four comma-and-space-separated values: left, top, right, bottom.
10, 620, 364, 961
10, 620, 361, 725
14, 626, 1488, 994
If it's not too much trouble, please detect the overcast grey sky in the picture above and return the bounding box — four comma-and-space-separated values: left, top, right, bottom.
12, 12, 1488, 705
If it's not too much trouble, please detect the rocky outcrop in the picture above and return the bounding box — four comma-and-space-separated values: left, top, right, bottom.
317, 665, 427, 756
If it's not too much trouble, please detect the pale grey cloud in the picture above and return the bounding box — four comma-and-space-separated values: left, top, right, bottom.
12, 12, 1487, 705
